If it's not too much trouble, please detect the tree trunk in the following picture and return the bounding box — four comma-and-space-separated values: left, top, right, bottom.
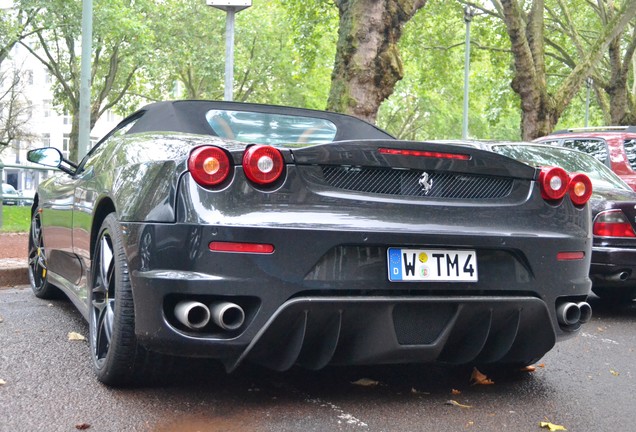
500, 0, 636, 139
327, 0, 426, 123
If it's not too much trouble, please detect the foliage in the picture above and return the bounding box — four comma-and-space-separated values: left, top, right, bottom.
18, 0, 155, 161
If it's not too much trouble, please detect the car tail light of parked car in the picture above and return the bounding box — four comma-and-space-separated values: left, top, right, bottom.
188, 146, 232, 186
539, 167, 592, 206
593, 210, 636, 237
242, 144, 285, 185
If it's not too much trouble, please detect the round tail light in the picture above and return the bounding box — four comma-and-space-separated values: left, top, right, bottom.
242, 145, 284, 185
568, 173, 593, 206
539, 166, 569, 201
188, 146, 231, 187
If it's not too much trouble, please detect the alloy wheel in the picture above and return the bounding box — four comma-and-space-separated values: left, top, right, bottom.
91, 232, 116, 367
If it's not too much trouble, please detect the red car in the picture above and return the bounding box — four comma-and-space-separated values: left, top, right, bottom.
535, 126, 636, 191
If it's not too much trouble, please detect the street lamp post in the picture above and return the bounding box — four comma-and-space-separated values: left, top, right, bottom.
585, 77, 593, 127
462, 6, 475, 140
206, 1, 252, 102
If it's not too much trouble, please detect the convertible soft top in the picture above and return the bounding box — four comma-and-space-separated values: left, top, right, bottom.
124, 100, 394, 142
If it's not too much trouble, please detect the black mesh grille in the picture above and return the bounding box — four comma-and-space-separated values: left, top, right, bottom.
321, 166, 513, 199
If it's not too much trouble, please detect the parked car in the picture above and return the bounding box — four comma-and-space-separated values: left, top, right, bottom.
27, 100, 593, 386
535, 126, 636, 191
442, 140, 636, 302
2, 183, 19, 205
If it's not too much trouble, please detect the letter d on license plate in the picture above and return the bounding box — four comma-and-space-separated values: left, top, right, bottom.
387, 248, 478, 282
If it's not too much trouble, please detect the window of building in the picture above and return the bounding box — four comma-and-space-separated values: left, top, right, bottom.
43, 100, 52, 118
63, 110, 71, 125
42, 133, 50, 147
62, 134, 70, 158
90, 136, 98, 148
106, 110, 115, 122
24, 70, 33, 85
45, 72, 52, 84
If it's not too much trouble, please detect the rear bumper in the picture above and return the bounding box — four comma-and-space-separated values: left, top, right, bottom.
123, 222, 591, 370
590, 246, 636, 286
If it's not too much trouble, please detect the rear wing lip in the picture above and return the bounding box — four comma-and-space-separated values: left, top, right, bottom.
290, 139, 538, 181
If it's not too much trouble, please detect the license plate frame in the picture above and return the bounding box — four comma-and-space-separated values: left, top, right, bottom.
387, 248, 478, 282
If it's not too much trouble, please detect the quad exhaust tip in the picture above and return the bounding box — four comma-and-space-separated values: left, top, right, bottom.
174, 300, 245, 331
556, 301, 592, 326
175, 300, 211, 329
210, 301, 246, 331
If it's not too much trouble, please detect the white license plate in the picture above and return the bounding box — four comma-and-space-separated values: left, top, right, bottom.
387, 248, 478, 282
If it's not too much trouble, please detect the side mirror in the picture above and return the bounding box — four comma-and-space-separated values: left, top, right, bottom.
27, 148, 62, 168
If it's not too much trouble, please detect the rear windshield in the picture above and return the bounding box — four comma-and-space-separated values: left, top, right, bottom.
206, 109, 337, 145
492, 144, 630, 191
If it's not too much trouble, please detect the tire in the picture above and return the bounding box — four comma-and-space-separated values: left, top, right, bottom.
592, 286, 636, 302
89, 213, 167, 386
28, 211, 59, 299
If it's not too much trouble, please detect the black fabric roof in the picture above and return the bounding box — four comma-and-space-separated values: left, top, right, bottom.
123, 100, 394, 141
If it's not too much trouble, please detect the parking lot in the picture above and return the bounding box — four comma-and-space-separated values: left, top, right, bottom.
1, 286, 634, 432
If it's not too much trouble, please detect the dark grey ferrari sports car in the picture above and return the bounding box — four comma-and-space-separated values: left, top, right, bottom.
27, 100, 593, 386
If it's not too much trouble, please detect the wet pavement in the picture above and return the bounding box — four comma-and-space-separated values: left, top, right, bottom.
1, 286, 635, 432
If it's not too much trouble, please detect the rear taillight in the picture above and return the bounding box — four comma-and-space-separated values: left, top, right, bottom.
593, 210, 636, 237
188, 146, 231, 187
568, 173, 593, 206
539, 166, 569, 200
242, 145, 284, 185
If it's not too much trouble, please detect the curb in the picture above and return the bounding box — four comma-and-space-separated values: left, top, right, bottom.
0, 260, 29, 289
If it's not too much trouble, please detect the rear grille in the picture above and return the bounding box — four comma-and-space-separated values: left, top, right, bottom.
321, 166, 513, 199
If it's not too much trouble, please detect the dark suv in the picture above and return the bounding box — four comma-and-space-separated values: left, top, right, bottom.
535, 126, 636, 191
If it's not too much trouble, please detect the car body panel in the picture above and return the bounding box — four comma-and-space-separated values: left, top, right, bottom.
29, 101, 593, 373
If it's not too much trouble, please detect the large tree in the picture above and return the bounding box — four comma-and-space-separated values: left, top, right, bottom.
327, 0, 427, 123
486, 0, 636, 139
19, 0, 153, 161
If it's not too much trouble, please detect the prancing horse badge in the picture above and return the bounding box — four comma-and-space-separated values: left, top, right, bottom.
419, 172, 433, 194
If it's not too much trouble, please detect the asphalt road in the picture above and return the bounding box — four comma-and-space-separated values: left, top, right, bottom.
1, 286, 635, 432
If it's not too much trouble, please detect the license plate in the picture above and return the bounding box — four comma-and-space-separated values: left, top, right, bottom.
387, 248, 478, 282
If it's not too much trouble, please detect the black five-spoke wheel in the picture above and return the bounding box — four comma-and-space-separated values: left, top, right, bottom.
89, 213, 166, 386
28, 210, 57, 298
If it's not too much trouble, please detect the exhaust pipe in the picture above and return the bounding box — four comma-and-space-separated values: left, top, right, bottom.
605, 271, 630, 282
556, 302, 581, 326
577, 302, 592, 324
175, 301, 211, 329
210, 302, 245, 331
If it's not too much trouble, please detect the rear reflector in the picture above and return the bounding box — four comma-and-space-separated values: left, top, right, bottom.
593, 210, 636, 237
378, 148, 470, 160
557, 251, 585, 261
209, 241, 275, 254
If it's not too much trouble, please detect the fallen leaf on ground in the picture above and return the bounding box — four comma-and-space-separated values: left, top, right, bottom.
0, 379, 6, 386
610, 369, 620, 376
410, 387, 430, 395
520, 365, 536, 372
75, 423, 91, 430
470, 367, 495, 385
0, 314, 4, 323
451, 388, 461, 395
68, 332, 86, 341
540, 421, 567, 431
351, 378, 379, 387
445, 400, 472, 408
537, 363, 545, 368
